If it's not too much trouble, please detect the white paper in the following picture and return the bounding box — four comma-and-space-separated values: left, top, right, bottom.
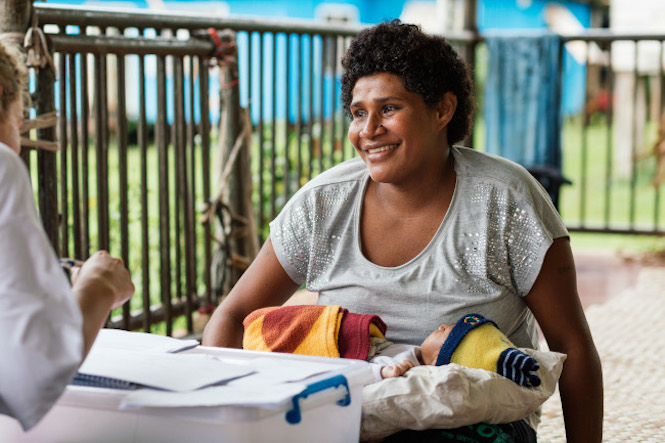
79, 349, 253, 392
115, 355, 343, 408
92, 329, 199, 354
241, 357, 341, 383
120, 382, 307, 409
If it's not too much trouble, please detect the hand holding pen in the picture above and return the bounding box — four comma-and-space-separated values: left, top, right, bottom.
59, 252, 134, 309
58, 258, 85, 270
58, 251, 134, 360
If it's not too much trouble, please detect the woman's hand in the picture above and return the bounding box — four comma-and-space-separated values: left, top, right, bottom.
72, 251, 135, 359
72, 251, 134, 309
380, 360, 415, 379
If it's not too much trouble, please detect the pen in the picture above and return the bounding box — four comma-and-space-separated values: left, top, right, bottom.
58, 258, 85, 269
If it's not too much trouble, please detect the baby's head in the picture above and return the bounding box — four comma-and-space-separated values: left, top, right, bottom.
420, 314, 542, 387
420, 322, 456, 365
419, 314, 499, 366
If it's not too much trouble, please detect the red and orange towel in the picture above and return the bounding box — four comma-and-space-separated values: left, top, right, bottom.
242, 305, 387, 361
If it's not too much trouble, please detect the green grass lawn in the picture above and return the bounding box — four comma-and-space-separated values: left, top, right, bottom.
569, 231, 665, 254
474, 114, 664, 253
559, 117, 664, 231
29, 138, 213, 335
558, 116, 664, 258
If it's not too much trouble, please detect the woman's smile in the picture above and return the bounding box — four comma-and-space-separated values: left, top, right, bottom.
366, 143, 399, 154
365, 143, 399, 157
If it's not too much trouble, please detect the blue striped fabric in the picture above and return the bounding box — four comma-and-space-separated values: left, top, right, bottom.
497, 348, 541, 387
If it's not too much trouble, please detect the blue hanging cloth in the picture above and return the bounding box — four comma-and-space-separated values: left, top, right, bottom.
484, 33, 568, 206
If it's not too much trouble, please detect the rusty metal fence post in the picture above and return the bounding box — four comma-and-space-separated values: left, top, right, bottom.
204, 29, 259, 301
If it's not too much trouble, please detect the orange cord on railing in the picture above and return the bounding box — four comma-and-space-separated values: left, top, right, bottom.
206, 27, 239, 89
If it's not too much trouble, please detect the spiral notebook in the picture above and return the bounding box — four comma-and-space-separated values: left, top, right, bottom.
71, 373, 141, 390
71, 330, 254, 392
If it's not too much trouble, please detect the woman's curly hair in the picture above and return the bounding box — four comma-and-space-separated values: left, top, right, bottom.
0, 38, 28, 124
341, 19, 475, 146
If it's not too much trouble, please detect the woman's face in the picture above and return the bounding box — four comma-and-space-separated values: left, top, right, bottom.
348, 72, 454, 186
0, 97, 24, 154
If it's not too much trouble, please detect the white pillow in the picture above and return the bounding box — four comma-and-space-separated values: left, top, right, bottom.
360, 348, 566, 441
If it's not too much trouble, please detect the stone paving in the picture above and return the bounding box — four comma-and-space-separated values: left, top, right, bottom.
537, 266, 665, 442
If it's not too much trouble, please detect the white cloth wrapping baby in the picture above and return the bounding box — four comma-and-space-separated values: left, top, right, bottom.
360, 348, 566, 441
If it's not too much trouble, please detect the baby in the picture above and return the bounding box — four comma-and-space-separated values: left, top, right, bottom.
369, 314, 541, 387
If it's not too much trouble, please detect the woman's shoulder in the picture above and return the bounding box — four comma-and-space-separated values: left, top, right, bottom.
297, 157, 367, 195
0, 142, 23, 179
0, 143, 34, 220
452, 146, 541, 195
272, 157, 365, 223
453, 146, 532, 179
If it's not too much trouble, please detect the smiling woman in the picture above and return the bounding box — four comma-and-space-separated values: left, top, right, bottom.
347, 72, 458, 267
202, 19, 602, 443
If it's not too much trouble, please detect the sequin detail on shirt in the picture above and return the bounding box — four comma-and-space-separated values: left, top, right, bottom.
269, 150, 568, 347
271, 185, 355, 286
456, 181, 547, 295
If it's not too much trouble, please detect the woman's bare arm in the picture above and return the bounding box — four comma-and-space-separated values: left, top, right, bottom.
525, 237, 603, 443
201, 236, 301, 348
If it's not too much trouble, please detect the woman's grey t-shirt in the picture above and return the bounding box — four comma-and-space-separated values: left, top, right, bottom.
269, 146, 568, 348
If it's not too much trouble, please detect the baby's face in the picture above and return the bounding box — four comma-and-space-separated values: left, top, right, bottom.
420, 323, 455, 365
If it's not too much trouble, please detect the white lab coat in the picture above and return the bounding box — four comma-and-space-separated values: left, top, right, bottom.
0, 142, 83, 430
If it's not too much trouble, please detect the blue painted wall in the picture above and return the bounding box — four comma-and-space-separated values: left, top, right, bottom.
60, 0, 416, 23
479, 0, 590, 30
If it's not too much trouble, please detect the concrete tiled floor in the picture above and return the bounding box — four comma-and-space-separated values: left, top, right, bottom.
573, 250, 645, 309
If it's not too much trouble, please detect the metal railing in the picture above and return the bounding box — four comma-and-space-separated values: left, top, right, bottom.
557, 31, 665, 235
31, 4, 367, 335
34, 10, 217, 336
27, 5, 665, 334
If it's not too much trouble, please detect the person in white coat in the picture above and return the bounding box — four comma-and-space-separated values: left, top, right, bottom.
0, 38, 134, 430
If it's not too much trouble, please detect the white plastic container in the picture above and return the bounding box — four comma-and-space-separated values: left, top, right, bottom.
0, 347, 373, 443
